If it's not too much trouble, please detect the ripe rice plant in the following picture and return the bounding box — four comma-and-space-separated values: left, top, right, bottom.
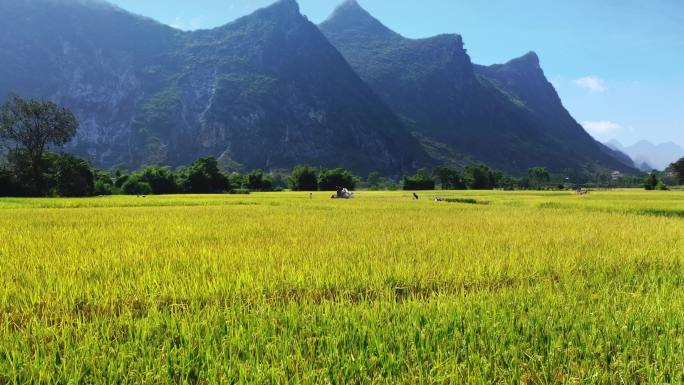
1, 190, 683, 384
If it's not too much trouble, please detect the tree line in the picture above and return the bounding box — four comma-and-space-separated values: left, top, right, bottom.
2, 97, 683, 197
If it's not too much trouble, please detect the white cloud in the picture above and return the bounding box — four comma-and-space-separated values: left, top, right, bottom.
581, 121, 622, 136
574, 76, 607, 93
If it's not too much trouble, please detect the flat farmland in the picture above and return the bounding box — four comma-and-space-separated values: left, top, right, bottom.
1, 191, 683, 384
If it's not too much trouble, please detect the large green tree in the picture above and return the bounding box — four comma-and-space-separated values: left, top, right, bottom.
366, 172, 382, 190
0, 96, 78, 195
319, 168, 357, 191
433, 166, 466, 190
464, 164, 500, 190
643, 171, 659, 191
246, 169, 273, 192
177, 157, 230, 194
50, 153, 94, 197
289, 165, 318, 191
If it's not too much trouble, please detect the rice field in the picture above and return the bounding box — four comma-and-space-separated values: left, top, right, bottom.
1, 190, 684, 384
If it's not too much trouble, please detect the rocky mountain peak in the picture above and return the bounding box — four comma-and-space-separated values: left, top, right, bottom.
264, 0, 301, 15
223, 0, 303, 28
331, 0, 368, 17
520, 51, 540, 64
500, 51, 542, 74
321, 0, 400, 40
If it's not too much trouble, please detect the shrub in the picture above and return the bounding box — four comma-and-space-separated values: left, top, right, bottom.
137, 166, 177, 195
121, 177, 152, 195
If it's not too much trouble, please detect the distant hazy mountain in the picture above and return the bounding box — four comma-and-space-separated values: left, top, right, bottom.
0, 0, 426, 174
320, 0, 636, 174
606, 140, 684, 171
599, 141, 637, 169
0, 0, 639, 175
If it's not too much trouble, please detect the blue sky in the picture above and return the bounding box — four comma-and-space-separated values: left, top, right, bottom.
109, 0, 683, 147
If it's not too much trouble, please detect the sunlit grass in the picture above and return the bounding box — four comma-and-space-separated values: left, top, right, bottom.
1, 190, 683, 383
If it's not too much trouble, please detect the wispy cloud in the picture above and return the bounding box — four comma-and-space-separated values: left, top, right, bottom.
582, 121, 622, 137
574, 76, 607, 93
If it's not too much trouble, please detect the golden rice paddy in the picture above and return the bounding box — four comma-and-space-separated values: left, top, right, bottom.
1, 190, 683, 384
